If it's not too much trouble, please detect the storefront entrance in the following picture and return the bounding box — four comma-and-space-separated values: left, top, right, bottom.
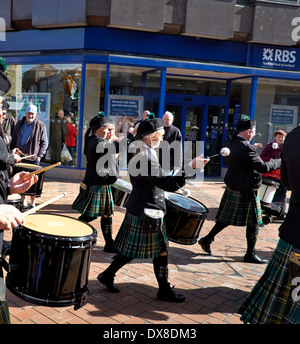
165, 94, 228, 177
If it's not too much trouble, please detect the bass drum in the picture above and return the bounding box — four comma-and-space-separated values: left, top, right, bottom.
164, 192, 208, 245
6, 214, 97, 310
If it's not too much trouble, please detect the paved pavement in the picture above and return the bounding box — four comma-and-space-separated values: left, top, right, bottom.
2, 176, 285, 325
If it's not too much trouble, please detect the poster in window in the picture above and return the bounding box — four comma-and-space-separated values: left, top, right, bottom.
108, 95, 144, 137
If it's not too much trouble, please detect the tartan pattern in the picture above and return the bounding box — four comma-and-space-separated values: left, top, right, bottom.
114, 212, 168, 259
216, 187, 262, 227
239, 239, 300, 324
72, 185, 114, 218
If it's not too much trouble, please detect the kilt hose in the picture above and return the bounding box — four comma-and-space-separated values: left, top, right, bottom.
239, 239, 300, 324
216, 186, 262, 227
72, 184, 114, 218
113, 212, 168, 259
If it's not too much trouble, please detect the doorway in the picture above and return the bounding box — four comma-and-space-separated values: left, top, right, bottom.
165, 98, 227, 177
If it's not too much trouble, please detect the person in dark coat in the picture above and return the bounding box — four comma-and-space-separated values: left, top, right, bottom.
72, 114, 135, 253
97, 118, 208, 302
0, 58, 37, 324
198, 118, 281, 264
10, 104, 48, 209
239, 126, 300, 324
158, 111, 183, 174
50, 109, 67, 163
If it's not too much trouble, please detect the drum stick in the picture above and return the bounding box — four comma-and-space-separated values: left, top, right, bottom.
22, 162, 61, 179
20, 154, 36, 160
23, 192, 67, 216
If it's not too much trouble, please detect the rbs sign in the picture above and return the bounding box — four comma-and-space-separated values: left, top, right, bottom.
250, 45, 299, 71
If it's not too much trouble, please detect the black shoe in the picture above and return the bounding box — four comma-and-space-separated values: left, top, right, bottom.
97, 272, 120, 293
198, 237, 212, 255
243, 254, 268, 264
157, 285, 185, 303
103, 244, 119, 253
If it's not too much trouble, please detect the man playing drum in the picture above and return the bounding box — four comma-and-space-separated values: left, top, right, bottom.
97, 118, 208, 302
198, 118, 281, 264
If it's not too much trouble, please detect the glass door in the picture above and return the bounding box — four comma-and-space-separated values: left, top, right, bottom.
204, 105, 226, 176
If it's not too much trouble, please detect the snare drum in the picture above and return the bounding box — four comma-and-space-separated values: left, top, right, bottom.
14, 163, 45, 197
111, 179, 132, 208
6, 214, 97, 310
258, 177, 279, 206
7, 194, 23, 211
164, 192, 208, 245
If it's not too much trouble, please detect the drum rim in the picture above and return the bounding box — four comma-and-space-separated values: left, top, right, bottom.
15, 162, 42, 170
18, 213, 97, 241
165, 192, 209, 214
112, 179, 132, 193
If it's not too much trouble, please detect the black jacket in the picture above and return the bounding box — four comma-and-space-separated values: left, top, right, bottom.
278, 127, 300, 248
126, 144, 186, 217
224, 135, 281, 191
83, 135, 119, 186
0, 134, 14, 203
158, 124, 182, 171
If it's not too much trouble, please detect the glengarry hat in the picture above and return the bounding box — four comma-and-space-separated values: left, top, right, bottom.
89, 113, 112, 130
236, 119, 256, 132
137, 118, 164, 139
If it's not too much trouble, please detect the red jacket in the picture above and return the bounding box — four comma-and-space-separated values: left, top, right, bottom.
66, 123, 77, 147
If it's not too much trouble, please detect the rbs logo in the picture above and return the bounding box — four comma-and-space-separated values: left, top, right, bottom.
262, 48, 296, 66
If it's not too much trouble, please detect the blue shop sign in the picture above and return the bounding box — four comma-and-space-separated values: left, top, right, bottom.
248, 45, 300, 71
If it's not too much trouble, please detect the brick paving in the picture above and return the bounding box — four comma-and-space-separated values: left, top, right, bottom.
2, 176, 285, 325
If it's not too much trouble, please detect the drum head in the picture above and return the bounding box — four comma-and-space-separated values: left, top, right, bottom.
15, 163, 42, 171
165, 192, 207, 214
7, 194, 22, 201
24, 214, 93, 237
112, 179, 132, 193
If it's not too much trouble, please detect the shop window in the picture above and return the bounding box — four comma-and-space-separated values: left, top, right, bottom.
228, 78, 252, 140
108, 65, 161, 137
255, 77, 300, 154
166, 75, 227, 97
6, 63, 81, 167
81, 64, 107, 168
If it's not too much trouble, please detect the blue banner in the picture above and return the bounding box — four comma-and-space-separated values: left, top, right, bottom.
249, 45, 300, 71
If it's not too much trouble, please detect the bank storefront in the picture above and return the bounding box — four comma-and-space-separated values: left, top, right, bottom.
2, 27, 300, 179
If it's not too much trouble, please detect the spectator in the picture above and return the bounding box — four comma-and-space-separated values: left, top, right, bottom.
158, 111, 183, 174
66, 116, 77, 167
10, 104, 48, 209
50, 109, 67, 163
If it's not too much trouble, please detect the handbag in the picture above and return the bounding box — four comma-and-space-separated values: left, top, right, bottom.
140, 206, 164, 234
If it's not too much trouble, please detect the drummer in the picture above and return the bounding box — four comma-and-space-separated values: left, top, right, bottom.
97, 118, 208, 303
198, 118, 281, 264
10, 104, 48, 210
0, 57, 38, 324
72, 114, 137, 253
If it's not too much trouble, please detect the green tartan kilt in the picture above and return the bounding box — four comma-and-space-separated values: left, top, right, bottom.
239, 239, 300, 324
72, 185, 114, 218
0, 278, 10, 324
114, 212, 168, 259
216, 186, 262, 227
